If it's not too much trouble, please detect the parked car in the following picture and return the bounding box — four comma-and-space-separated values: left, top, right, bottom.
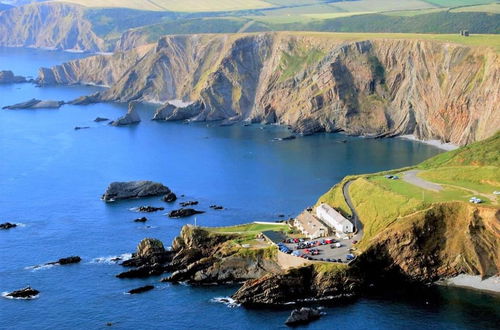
346, 254, 356, 261
352, 240, 358, 244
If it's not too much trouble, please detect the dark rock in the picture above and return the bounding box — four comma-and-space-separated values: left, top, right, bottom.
58, 256, 81, 265
6, 286, 39, 299
162, 192, 177, 202
285, 307, 321, 326
102, 180, 171, 202
119, 238, 173, 276
116, 263, 165, 278
110, 101, 140, 126
168, 208, 205, 218
209, 205, 223, 210
128, 285, 154, 294
94, 117, 109, 122
134, 217, 148, 223
74, 126, 90, 130
136, 206, 164, 212
0, 222, 17, 230
278, 214, 285, 218
179, 201, 198, 207
0, 70, 27, 84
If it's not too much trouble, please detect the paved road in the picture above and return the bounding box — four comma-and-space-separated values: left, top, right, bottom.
343, 180, 363, 236
403, 169, 443, 192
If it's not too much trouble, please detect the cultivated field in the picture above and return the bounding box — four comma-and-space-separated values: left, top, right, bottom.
52, 0, 274, 12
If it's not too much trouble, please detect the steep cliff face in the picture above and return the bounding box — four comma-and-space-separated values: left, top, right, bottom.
38, 33, 500, 145
0, 2, 105, 51
38, 44, 153, 86
359, 202, 500, 281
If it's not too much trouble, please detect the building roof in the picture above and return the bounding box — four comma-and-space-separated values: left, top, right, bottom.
317, 203, 353, 228
295, 211, 327, 235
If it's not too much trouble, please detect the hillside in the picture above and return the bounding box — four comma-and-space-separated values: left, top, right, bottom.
232, 132, 499, 305
39, 32, 500, 145
0, 2, 498, 52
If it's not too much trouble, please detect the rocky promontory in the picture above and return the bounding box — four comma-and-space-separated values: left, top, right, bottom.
102, 180, 171, 202
2, 98, 64, 110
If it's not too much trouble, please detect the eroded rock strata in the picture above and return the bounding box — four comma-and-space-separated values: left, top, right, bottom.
39, 33, 500, 145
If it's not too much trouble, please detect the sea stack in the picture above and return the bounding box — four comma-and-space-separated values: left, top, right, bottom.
110, 101, 141, 126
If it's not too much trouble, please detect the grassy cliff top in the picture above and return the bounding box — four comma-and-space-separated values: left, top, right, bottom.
320, 132, 500, 249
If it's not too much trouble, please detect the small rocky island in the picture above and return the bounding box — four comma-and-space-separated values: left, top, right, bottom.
102, 180, 172, 202
0, 70, 27, 84
6, 286, 39, 299
3, 98, 64, 110
0, 222, 17, 230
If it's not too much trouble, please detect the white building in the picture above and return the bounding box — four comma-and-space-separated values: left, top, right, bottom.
294, 211, 328, 239
316, 203, 354, 234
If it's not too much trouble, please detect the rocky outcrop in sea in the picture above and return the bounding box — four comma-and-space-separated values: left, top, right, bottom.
0, 70, 27, 84
5, 286, 39, 299
3, 98, 64, 110
110, 102, 141, 126
101, 180, 171, 202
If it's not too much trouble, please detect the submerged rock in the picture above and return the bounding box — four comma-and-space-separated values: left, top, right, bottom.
110, 101, 140, 126
2, 98, 64, 110
162, 192, 177, 202
285, 307, 321, 326
168, 208, 205, 218
134, 217, 148, 223
0, 70, 27, 84
6, 286, 39, 299
101, 180, 171, 202
210, 205, 223, 210
128, 285, 154, 294
0, 222, 17, 230
74, 126, 90, 130
136, 206, 164, 213
94, 117, 109, 122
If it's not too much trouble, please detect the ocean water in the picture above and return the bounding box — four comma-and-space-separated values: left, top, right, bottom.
0, 47, 498, 329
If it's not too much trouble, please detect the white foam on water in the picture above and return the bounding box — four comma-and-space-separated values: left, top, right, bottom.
24, 264, 55, 272
1, 292, 39, 300
210, 297, 240, 308
88, 253, 132, 265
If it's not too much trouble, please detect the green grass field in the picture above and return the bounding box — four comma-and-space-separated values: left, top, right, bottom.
423, 0, 496, 7
419, 166, 500, 194
205, 222, 290, 235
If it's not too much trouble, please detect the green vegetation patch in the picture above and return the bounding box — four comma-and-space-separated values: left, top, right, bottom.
369, 175, 489, 204
419, 166, 500, 194
419, 132, 500, 168
206, 222, 291, 235
278, 47, 325, 81
349, 177, 424, 248
317, 178, 353, 218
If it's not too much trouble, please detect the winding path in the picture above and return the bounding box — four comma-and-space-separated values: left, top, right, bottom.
343, 180, 363, 238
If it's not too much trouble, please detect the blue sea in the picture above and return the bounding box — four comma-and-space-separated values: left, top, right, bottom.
0, 47, 498, 329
